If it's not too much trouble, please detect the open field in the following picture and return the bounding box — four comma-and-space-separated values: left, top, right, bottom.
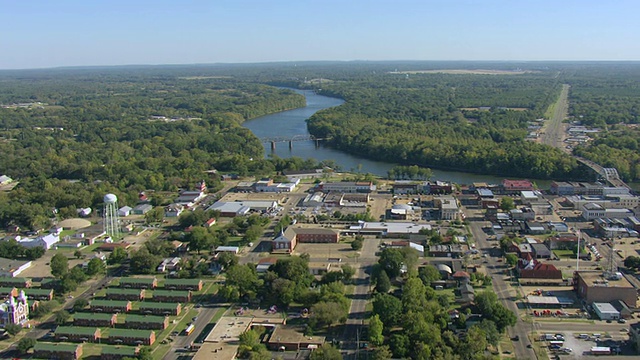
390, 69, 535, 75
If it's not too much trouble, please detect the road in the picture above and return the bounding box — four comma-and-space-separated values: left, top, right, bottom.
465, 208, 538, 360
341, 236, 380, 360
162, 306, 222, 360
540, 84, 570, 150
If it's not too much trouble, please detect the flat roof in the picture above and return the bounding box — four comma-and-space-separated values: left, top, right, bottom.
73, 312, 116, 321
0, 259, 31, 273
125, 315, 167, 324
593, 302, 619, 314
204, 316, 251, 343
101, 345, 139, 355
106, 288, 143, 295
164, 278, 202, 285
151, 290, 190, 297
91, 300, 131, 307
139, 302, 180, 309
527, 295, 574, 305
34, 342, 80, 352
577, 271, 634, 289
109, 329, 154, 338
193, 342, 238, 360
118, 277, 156, 284
55, 326, 99, 336
349, 222, 431, 234
268, 325, 325, 346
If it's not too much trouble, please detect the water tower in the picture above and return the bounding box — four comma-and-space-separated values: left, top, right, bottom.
103, 193, 120, 239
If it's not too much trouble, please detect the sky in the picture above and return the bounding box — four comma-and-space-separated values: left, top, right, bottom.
1, 0, 639, 69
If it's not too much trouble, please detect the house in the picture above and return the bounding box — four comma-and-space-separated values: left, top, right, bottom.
164, 204, 184, 217
54, 326, 101, 343
204, 218, 217, 227
517, 260, 562, 279
0, 175, 12, 185
139, 302, 181, 316
157, 257, 181, 272
256, 257, 278, 273
90, 300, 132, 313
117, 206, 133, 217
108, 328, 156, 346
105, 288, 145, 301
0, 291, 29, 326
124, 314, 169, 330
118, 277, 157, 289
151, 290, 191, 303
101, 345, 140, 360
530, 243, 552, 259
0, 259, 32, 278
547, 233, 579, 250
77, 207, 92, 217
164, 278, 202, 291
132, 204, 153, 215
73, 312, 117, 327
457, 282, 475, 303
34, 343, 83, 360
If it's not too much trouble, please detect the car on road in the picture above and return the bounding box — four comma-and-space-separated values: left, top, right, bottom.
192, 317, 198, 321
512, 335, 519, 341
618, 318, 626, 323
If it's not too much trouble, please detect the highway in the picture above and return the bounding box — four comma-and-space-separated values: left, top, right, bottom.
465, 208, 538, 360
162, 306, 222, 360
540, 84, 570, 150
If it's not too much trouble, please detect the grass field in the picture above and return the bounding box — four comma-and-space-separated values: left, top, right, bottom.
553, 249, 574, 258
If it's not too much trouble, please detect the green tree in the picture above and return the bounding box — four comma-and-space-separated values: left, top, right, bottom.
145, 207, 164, 224
309, 344, 343, 360
137, 347, 153, 360
108, 247, 128, 264
340, 264, 355, 284
475, 319, 500, 346
418, 264, 441, 286
375, 270, 391, 293
500, 197, 515, 212
17, 337, 36, 354
86, 258, 106, 276
371, 345, 393, 360
505, 253, 518, 267
368, 314, 384, 346
188, 226, 212, 254
372, 293, 402, 327
217, 252, 239, 269
130, 247, 160, 274
351, 237, 363, 250
74, 250, 83, 259
73, 298, 89, 312
50, 253, 69, 278
389, 333, 410, 358
378, 248, 404, 278
311, 301, 348, 329
624, 255, 640, 270
402, 277, 428, 314
225, 264, 260, 299
55, 310, 70, 325
5, 323, 21, 336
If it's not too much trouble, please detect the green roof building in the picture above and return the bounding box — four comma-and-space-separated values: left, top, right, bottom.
101, 345, 139, 360
24, 288, 54, 300
90, 299, 132, 313
164, 278, 202, 291
54, 326, 101, 343
150, 289, 191, 302
34, 342, 83, 360
117, 277, 157, 289
139, 301, 182, 316
105, 287, 146, 301
73, 312, 118, 327
0, 277, 31, 288
108, 328, 156, 346
124, 314, 169, 330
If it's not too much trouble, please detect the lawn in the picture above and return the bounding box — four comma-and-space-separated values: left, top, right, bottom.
553, 250, 574, 258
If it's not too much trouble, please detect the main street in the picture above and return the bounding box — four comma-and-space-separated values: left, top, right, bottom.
540, 84, 570, 150
464, 208, 538, 360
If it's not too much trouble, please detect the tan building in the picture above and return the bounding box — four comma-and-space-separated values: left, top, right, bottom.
272, 227, 340, 252
574, 271, 637, 307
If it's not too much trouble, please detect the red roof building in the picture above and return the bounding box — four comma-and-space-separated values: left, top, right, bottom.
518, 260, 562, 279
452, 271, 470, 279
502, 179, 534, 194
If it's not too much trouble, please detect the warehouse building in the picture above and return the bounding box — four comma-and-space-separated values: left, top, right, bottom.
124, 314, 169, 330
106, 288, 146, 301
101, 345, 140, 360
118, 277, 157, 289
73, 312, 117, 327
109, 328, 156, 346
164, 278, 202, 291
151, 290, 191, 303
90, 299, 132, 313
34, 342, 83, 360
139, 302, 181, 316
54, 326, 101, 343
593, 302, 620, 320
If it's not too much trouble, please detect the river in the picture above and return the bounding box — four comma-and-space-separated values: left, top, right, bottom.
243, 89, 550, 187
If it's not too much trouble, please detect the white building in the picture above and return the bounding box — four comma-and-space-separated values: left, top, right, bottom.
593, 302, 620, 320
157, 257, 181, 272
318, 181, 376, 193
0, 291, 29, 326
435, 196, 460, 221
0, 258, 32, 277
582, 203, 633, 221
118, 206, 133, 217
18, 234, 60, 250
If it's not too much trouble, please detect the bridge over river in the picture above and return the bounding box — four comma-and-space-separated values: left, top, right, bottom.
576, 157, 630, 189
259, 135, 331, 150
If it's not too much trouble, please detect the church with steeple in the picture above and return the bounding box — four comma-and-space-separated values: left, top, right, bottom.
0, 290, 29, 326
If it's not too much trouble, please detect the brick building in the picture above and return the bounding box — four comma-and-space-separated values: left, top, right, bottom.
139, 302, 182, 316
90, 299, 132, 313
118, 277, 157, 289
54, 326, 101, 343
34, 342, 83, 360
164, 278, 202, 291
73, 312, 117, 327
106, 288, 146, 301
109, 328, 156, 346
24, 288, 54, 301
575, 271, 637, 307
101, 345, 140, 360
151, 290, 191, 303
124, 314, 169, 330
0, 277, 31, 288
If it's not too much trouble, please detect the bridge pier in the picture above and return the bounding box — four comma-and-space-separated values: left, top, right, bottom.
289, 141, 293, 149
315, 139, 319, 148
271, 141, 276, 151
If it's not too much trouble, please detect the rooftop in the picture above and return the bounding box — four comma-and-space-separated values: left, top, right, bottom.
73, 312, 116, 321
0, 259, 31, 274
578, 271, 634, 289
55, 326, 100, 336
91, 299, 131, 307
106, 288, 143, 295
164, 278, 201, 286
118, 277, 156, 284
109, 328, 155, 338
34, 342, 81, 352
139, 302, 181, 309
151, 290, 190, 297
125, 314, 168, 323
593, 302, 619, 314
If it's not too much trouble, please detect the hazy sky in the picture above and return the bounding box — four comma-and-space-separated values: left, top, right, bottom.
1, 0, 639, 69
